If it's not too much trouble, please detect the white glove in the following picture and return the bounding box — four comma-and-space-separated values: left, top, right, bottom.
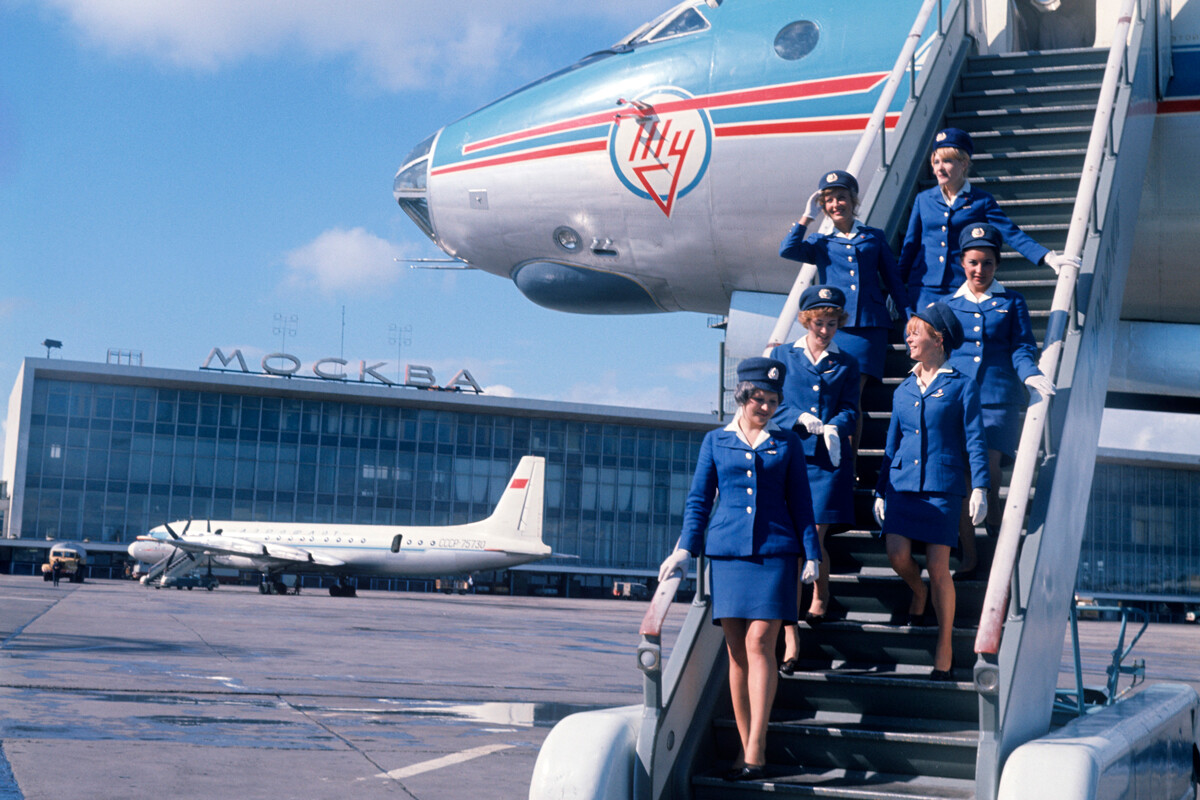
969, 488, 987, 526
1024, 374, 1056, 397
798, 412, 823, 435
658, 548, 689, 582
801, 559, 819, 584
822, 425, 841, 468
873, 496, 886, 527
1043, 251, 1081, 275
803, 189, 822, 222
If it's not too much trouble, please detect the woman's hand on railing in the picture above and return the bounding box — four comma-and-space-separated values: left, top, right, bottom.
1024, 374, 1056, 398
1042, 251, 1081, 275
658, 549, 690, 582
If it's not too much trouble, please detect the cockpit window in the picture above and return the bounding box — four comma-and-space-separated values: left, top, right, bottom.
774, 21, 820, 61
617, 1, 710, 48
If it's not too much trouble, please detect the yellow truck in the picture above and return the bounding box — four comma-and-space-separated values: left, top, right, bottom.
42, 543, 88, 583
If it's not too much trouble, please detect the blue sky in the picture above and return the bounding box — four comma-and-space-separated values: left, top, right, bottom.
0, 0, 721, 455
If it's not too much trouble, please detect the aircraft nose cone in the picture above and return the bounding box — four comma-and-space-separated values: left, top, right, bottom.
394, 131, 438, 242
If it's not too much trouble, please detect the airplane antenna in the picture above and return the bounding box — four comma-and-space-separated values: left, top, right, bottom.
394, 257, 474, 270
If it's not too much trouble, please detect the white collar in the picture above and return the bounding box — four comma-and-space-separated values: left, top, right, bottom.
792, 333, 840, 365
940, 179, 972, 205
831, 219, 864, 239
724, 413, 780, 448
953, 279, 1007, 303
909, 363, 954, 393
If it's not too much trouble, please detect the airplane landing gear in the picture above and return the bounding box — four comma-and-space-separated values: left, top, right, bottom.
329, 577, 357, 598
258, 576, 292, 595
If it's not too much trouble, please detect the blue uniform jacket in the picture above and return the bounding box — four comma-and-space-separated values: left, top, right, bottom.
876, 369, 989, 497
770, 340, 859, 461
945, 282, 1042, 407
779, 221, 909, 328
679, 423, 820, 561
897, 185, 1049, 308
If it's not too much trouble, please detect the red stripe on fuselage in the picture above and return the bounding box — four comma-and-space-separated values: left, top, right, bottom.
1158, 99, 1200, 114
510, 478, 528, 489
460, 72, 888, 155
715, 112, 900, 137
431, 139, 608, 177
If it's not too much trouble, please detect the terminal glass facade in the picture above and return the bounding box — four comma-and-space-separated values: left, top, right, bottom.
1078, 461, 1200, 597
17, 375, 710, 571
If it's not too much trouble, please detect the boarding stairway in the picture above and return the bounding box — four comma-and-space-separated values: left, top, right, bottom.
529, 1, 1173, 799
139, 547, 202, 587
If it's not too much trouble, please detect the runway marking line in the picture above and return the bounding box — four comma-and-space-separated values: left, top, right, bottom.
375, 743, 514, 780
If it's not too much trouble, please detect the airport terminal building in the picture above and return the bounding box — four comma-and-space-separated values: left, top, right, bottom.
3, 354, 1199, 608
1, 355, 715, 594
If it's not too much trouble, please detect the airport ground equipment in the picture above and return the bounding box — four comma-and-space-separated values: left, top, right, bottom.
530, 1, 1200, 798
41, 542, 87, 583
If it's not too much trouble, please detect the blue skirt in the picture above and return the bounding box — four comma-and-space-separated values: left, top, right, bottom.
709, 554, 799, 623
808, 451, 856, 524
834, 326, 887, 380
982, 403, 1023, 457
881, 491, 960, 547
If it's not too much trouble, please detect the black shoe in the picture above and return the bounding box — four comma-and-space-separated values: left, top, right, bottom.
779, 656, 802, 676
985, 521, 1001, 538
889, 610, 910, 626
930, 668, 954, 682
804, 610, 827, 626
727, 765, 765, 782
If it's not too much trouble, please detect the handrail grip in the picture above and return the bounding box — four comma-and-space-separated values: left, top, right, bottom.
975, 0, 1143, 655
640, 572, 683, 638
763, 0, 944, 353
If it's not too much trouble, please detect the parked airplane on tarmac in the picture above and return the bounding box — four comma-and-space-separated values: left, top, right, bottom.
128, 456, 549, 596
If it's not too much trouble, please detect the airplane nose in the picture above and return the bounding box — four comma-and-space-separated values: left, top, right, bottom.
393, 131, 438, 243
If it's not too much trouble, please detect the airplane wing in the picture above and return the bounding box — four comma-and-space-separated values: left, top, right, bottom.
158, 534, 345, 568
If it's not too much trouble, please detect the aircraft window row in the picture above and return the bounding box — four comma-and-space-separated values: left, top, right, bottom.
261, 530, 368, 545
774, 21, 820, 61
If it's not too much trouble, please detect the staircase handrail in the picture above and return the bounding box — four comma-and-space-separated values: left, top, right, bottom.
975, 0, 1146, 656
765, 0, 949, 352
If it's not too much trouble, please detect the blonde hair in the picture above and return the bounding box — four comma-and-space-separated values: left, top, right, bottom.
800, 307, 849, 327
931, 146, 971, 168
906, 315, 943, 348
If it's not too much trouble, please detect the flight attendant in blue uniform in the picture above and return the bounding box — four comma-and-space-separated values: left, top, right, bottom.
779, 170, 909, 402
897, 128, 1078, 313
659, 357, 820, 781
945, 224, 1056, 574
874, 304, 989, 680
769, 286, 858, 673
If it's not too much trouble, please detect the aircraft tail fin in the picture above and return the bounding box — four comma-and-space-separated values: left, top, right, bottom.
485, 456, 545, 543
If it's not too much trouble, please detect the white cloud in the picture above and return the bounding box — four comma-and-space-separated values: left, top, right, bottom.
483, 384, 516, 397
284, 227, 402, 292
33, 0, 651, 90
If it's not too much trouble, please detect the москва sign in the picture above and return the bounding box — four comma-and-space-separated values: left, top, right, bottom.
201, 348, 482, 393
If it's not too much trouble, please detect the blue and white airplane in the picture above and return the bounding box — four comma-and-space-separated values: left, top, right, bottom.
394, 0, 1200, 325
128, 455, 549, 596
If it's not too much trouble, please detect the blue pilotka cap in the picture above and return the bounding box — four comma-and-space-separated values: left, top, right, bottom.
800, 285, 846, 311
737, 357, 786, 395
933, 127, 974, 157
817, 169, 859, 195
914, 301, 965, 351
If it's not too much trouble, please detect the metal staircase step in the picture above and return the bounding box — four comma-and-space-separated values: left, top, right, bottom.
692, 766, 977, 798
962, 125, 1094, 152
776, 669, 980, 722
793, 619, 978, 669
967, 46, 1108, 70
945, 103, 1098, 129
951, 83, 1102, 112
712, 715, 979, 779
960, 63, 1106, 92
